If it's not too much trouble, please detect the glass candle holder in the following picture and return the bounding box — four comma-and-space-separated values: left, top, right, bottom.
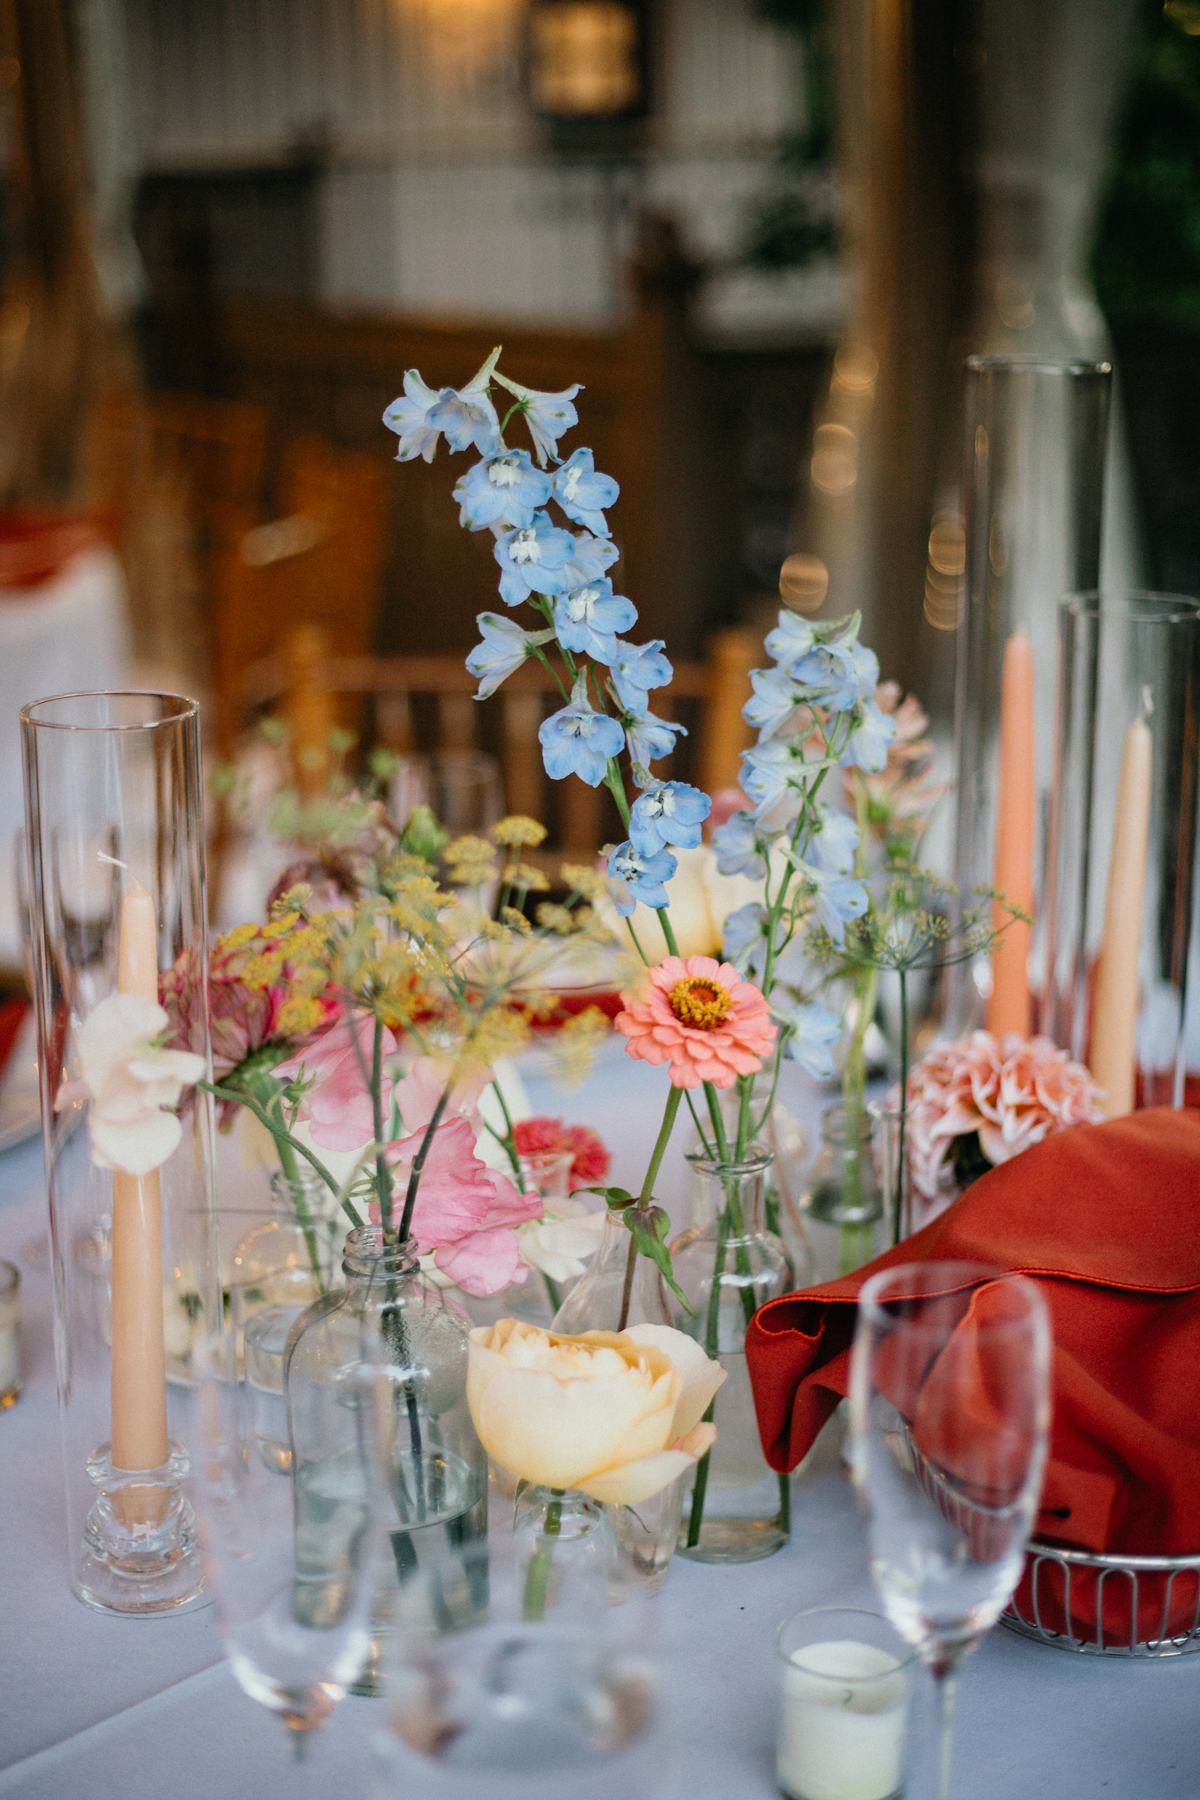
21, 692, 218, 1615
0, 1260, 20, 1407
774, 1606, 917, 1800
1041, 594, 1200, 1110
948, 354, 1112, 1036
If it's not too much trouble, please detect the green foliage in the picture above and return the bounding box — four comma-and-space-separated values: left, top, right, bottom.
1093, 2, 1200, 327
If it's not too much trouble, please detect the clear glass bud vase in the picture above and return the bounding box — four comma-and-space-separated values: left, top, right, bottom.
802, 1105, 886, 1281
671, 1151, 793, 1564
285, 1224, 488, 1695
230, 1170, 343, 1476
552, 1208, 681, 1595
513, 1485, 620, 1616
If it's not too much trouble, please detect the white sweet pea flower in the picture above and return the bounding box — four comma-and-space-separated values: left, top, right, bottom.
71, 993, 205, 1176
517, 1202, 604, 1282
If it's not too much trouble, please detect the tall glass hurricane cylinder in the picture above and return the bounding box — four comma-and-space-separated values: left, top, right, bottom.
1042, 594, 1200, 1109
948, 354, 1112, 1035
21, 692, 218, 1614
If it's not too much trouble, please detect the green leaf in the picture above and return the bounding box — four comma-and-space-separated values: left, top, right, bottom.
627, 1202, 695, 1318
575, 1185, 634, 1210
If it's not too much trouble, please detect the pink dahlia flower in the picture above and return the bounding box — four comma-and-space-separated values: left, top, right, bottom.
902, 1029, 1105, 1207
615, 953, 776, 1090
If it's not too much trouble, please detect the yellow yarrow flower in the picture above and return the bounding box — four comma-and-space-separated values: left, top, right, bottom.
492, 815, 547, 848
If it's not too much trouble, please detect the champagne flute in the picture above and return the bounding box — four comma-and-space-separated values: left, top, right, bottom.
848, 1262, 1051, 1800
191, 1328, 384, 1778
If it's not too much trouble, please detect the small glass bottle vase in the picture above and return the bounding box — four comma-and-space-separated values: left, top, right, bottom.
803, 1106, 886, 1281
230, 1170, 343, 1476
672, 1152, 793, 1564
285, 1224, 488, 1696
553, 1207, 682, 1595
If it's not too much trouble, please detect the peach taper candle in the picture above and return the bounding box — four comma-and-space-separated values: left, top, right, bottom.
987, 631, 1035, 1038
109, 883, 170, 1486
1090, 713, 1153, 1118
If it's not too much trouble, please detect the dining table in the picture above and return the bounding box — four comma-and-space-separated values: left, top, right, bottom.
1, 1039, 1197, 1799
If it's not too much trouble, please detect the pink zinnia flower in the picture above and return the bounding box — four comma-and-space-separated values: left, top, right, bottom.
615, 953, 776, 1089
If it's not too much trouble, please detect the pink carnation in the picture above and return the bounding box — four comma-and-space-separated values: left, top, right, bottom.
512, 1115, 611, 1189
901, 1030, 1105, 1213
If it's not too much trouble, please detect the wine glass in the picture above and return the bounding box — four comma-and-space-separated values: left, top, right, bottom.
190, 1328, 384, 1777
848, 1262, 1051, 1800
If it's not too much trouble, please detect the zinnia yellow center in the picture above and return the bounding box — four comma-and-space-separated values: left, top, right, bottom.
668, 976, 732, 1030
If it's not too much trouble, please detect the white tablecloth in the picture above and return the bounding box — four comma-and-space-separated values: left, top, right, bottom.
2, 1052, 1199, 1799
0, 548, 131, 966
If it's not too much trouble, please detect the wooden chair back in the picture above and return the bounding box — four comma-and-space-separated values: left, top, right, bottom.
235, 626, 759, 854
212, 435, 388, 755
88, 388, 268, 682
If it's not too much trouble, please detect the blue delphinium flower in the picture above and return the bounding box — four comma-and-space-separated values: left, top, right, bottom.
466, 613, 554, 699
722, 901, 769, 976
454, 450, 551, 531
711, 811, 768, 881
798, 862, 869, 946
552, 579, 637, 660
551, 449, 619, 534
493, 371, 581, 466
383, 369, 443, 464
625, 710, 686, 774
628, 780, 711, 855
763, 609, 817, 674
738, 739, 808, 820
563, 532, 619, 587
743, 666, 804, 739
607, 841, 678, 914
776, 1000, 843, 1079
494, 511, 577, 604
423, 348, 502, 455
840, 698, 896, 773
608, 641, 673, 714
806, 804, 859, 874
538, 673, 625, 786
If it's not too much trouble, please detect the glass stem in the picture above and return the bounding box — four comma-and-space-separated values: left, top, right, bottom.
931, 1662, 959, 1800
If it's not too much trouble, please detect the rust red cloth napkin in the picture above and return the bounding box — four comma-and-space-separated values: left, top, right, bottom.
747, 1107, 1200, 1562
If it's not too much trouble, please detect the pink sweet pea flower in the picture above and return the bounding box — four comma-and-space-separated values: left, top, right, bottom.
275, 1015, 400, 1151
376, 1114, 543, 1297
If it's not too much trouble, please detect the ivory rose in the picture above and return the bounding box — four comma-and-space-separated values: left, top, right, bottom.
467, 1318, 725, 1504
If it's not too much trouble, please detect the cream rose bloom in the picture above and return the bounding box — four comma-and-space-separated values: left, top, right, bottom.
467, 1318, 725, 1505
595, 845, 764, 962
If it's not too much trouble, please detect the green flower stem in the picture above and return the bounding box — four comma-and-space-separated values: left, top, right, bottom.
273, 1129, 326, 1296
398, 1084, 452, 1244
200, 1080, 364, 1229
372, 1018, 394, 1233
640, 1085, 683, 1203
893, 967, 910, 1247
543, 1272, 563, 1316
523, 1489, 564, 1621
487, 1080, 524, 1180
686, 1202, 730, 1548
617, 1228, 638, 1333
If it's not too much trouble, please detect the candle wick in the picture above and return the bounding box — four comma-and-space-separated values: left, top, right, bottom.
97, 852, 130, 872
1141, 685, 1154, 721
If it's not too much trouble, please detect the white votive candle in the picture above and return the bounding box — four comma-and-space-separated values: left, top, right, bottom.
0, 1259, 21, 1406
775, 1613, 914, 1800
